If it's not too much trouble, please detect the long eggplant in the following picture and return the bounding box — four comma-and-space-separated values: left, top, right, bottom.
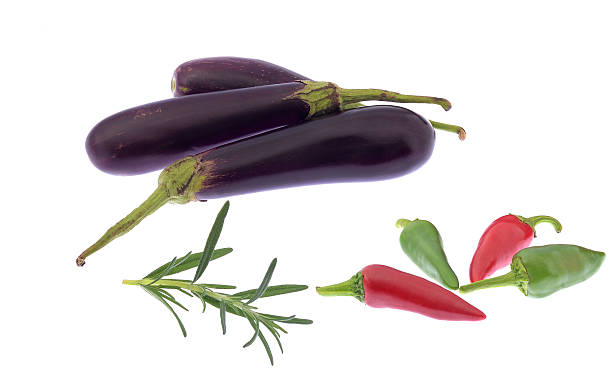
171, 57, 307, 96
171, 56, 466, 141
86, 80, 452, 175
78, 105, 438, 266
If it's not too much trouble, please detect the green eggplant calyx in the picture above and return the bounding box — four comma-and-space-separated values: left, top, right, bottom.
513, 214, 562, 237
316, 272, 364, 303
288, 80, 453, 118
159, 156, 208, 204
287, 81, 342, 118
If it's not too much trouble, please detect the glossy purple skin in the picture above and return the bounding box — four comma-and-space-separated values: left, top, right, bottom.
194, 105, 435, 200
172, 57, 308, 96
86, 82, 309, 175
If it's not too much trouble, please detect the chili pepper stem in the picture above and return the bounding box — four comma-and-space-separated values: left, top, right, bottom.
429, 120, 466, 140
459, 271, 522, 294
76, 156, 206, 266
395, 218, 414, 229
513, 215, 562, 237
316, 272, 364, 302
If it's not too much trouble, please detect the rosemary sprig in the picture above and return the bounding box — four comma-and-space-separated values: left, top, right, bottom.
122, 200, 312, 365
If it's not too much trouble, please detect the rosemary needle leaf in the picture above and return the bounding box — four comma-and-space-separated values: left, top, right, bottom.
141, 285, 187, 337
193, 201, 230, 284
232, 284, 308, 300
266, 320, 287, 334
177, 288, 193, 297
148, 256, 178, 285
274, 317, 313, 325
258, 331, 274, 366
258, 313, 296, 322
243, 318, 260, 348
220, 300, 227, 335
155, 288, 189, 312
155, 287, 175, 300
198, 283, 237, 290
192, 291, 206, 313
145, 248, 232, 279
262, 321, 283, 353
246, 258, 277, 305
144, 251, 191, 279
258, 311, 313, 325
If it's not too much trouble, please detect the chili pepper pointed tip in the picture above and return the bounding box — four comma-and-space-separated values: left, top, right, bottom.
447, 283, 460, 291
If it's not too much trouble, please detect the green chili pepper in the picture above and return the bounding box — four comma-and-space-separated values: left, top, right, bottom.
396, 218, 459, 290
459, 244, 605, 297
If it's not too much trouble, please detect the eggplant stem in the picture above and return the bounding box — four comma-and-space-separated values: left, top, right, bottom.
338, 88, 452, 111
429, 120, 466, 140
76, 156, 205, 267
76, 188, 169, 266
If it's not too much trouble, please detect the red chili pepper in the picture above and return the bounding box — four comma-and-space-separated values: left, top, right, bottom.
469, 214, 562, 282
316, 264, 486, 321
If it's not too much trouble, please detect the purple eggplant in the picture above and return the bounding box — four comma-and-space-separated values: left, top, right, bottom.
171, 56, 466, 141
78, 106, 438, 266
87, 80, 452, 176
171, 57, 307, 96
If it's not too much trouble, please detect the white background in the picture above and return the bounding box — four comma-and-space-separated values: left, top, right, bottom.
1, 1, 610, 384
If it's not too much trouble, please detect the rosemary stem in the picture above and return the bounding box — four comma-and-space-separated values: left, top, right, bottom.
122, 278, 203, 293
122, 278, 255, 315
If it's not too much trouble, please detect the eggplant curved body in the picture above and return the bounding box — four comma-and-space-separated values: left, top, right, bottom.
172, 57, 307, 96
86, 82, 309, 175
193, 105, 435, 200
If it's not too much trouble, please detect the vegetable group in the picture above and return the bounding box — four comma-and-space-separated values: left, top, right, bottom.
396, 218, 459, 289
73, 54, 610, 369
317, 264, 485, 321
87, 80, 451, 175
78, 105, 443, 266
469, 214, 562, 282
460, 244, 605, 297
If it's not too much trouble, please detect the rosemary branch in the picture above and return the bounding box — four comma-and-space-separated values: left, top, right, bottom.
122, 201, 311, 365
